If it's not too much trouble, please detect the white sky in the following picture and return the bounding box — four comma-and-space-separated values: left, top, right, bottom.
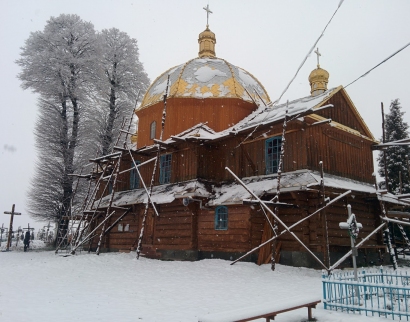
1, 0, 409, 231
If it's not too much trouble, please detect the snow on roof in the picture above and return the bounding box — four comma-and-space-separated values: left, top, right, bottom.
378, 193, 410, 206
229, 87, 338, 134
307, 172, 375, 194
134, 88, 340, 153
95, 180, 211, 208
138, 57, 270, 109
208, 169, 376, 206
93, 167, 410, 210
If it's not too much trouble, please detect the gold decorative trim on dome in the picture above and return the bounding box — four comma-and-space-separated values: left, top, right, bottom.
137, 58, 271, 111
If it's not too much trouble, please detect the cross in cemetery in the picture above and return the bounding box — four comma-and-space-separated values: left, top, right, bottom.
23, 223, 35, 237
3, 204, 21, 251
0, 223, 7, 247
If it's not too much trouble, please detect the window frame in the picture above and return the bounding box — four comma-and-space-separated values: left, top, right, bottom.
130, 161, 141, 190
159, 154, 172, 184
150, 121, 156, 140
214, 206, 228, 230
265, 136, 282, 175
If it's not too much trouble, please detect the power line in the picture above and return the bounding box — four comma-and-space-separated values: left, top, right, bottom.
274, 0, 344, 106
344, 41, 410, 89
236, 0, 345, 147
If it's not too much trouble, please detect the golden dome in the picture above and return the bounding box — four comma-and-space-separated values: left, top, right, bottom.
138, 57, 270, 110
198, 27, 216, 58
309, 66, 329, 96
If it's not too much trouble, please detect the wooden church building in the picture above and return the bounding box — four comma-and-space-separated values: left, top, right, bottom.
85, 20, 397, 268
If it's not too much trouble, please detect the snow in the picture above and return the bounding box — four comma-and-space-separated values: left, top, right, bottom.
95, 169, 382, 209
151, 78, 169, 95
194, 65, 226, 82
141, 57, 270, 106
96, 179, 210, 208
0, 250, 392, 322
198, 295, 321, 322
209, 170, 377, 206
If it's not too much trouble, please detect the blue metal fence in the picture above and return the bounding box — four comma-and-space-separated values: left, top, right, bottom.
323, 268, 410, 320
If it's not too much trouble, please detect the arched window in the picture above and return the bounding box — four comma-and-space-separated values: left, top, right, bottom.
215, 206, 228, 230
150, 121, 156, 140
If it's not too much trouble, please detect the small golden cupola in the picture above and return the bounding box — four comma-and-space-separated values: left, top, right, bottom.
198, 5, 216, 58
309, 48, 329, 96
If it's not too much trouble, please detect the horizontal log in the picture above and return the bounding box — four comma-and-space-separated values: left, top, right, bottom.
198, 234, 249, 243
199, 228, 250, 236
198, 221, 249, 230
154, 229, 192, 238
155, 222, 192, 230
153, 237, 192, 246
156, 216, 193, 225
199, 242, 250, 252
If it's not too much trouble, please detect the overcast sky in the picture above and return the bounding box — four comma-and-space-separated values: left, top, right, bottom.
1, 0, 409, 231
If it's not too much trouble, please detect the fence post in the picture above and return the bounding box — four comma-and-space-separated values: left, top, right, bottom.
322, 271, 327, 309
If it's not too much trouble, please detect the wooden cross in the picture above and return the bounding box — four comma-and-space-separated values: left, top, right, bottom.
314, 47, 321, 67
3, 204, 21, 251
23, 223, 35, 231
203, 4, 213, 27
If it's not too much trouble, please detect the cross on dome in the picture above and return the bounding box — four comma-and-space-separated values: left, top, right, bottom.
314, 47, 321, 68
203, 4, 213, 28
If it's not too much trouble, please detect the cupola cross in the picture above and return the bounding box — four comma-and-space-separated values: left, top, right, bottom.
314, 47, 321, 68
203, 4, 213, 27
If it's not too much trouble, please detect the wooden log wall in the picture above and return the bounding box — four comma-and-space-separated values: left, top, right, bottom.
136, 98, 256, 147
274, 191, 381, 253
305, 126, 374, 182
87, 205, 140, 252
205, 121, 374, 183
197, 205, 252, 253
152, 202, 196, 251
316, 91, 369, 136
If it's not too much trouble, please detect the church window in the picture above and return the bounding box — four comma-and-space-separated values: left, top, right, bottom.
265, 136, 282, 174
160, 154, 172, 184
150, 121, 156, 139
130, 161, 140, 190
108, 180, 113, 194
215, 206, 228, 230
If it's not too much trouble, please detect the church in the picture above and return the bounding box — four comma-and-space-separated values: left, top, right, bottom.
84, 12, 398, 268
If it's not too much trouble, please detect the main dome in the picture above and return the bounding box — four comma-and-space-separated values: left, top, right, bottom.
138, 57, 271, 110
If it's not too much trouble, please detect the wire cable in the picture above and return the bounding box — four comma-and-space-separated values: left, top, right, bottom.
236, 0, 345, 147
344, 41, 410, 89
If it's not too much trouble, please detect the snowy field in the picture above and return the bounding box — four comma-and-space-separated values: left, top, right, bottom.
0, 247, 394, 322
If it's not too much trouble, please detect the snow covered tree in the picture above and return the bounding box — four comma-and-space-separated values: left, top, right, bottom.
17, 14, 98, 222
92, 28, 149, 155
378, 99, 410, 194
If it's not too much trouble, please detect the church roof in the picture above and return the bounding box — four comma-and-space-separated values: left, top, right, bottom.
143, 86, 375, 147
93, 170, 389, 208
138, 57, 270, 110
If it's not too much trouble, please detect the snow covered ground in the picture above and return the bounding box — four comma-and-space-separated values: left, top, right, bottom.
0, 248, 394, 322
